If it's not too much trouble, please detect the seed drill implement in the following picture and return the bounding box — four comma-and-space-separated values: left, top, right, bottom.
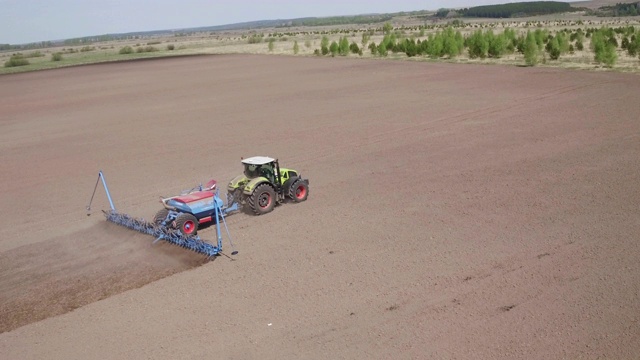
86, 171, 238, 257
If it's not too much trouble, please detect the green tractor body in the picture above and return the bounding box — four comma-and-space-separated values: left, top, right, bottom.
227, 156, 309, 215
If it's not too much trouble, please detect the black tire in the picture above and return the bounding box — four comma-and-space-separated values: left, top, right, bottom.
175, 213, 198, 236
289, 180, 309, 203
283, 178, 296, 198
154, 209, 169, 225
248, 183, 276, 215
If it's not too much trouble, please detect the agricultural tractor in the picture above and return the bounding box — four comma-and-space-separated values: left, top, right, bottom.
228, 156, 310, 215
151, 156, 309, 236
85, 157, 307, 256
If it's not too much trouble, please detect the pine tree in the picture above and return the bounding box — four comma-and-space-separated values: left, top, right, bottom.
524, 31, 539, 66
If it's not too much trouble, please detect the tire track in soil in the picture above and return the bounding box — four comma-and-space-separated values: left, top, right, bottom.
0, 221, 210, 334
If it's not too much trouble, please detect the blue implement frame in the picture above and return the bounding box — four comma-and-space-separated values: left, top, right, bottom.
87, 170, 237, 257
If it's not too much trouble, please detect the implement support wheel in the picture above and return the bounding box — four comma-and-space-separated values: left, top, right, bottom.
153, 209, 169, 225
175, 213, 198, 236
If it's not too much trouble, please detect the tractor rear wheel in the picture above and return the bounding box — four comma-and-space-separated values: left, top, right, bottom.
153, 209, 169, 225
248, 184, 276, 215
175, 213, 198, 236
289, 180, 309, 203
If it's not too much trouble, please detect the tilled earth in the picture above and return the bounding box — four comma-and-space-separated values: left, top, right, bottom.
0, 54, 639, 359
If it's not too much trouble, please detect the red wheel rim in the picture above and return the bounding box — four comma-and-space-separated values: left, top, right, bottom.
295, 185, 306, 199
258, 192, 272, 208
182, 220, 195, 234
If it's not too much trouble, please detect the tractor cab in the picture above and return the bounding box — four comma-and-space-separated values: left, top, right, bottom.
241, 156, 279, 184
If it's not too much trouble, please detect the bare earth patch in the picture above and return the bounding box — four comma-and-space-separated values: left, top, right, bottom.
0, 55, 639, 359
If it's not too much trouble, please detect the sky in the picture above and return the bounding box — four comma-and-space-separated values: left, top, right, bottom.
1, 0, 583, 45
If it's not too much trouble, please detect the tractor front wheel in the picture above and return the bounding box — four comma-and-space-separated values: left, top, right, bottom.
289, 181, 309, 203
248, 184, 276, 215
175, 213, 198, 236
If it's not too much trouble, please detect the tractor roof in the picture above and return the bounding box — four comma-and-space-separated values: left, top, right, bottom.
241, 156, 275, 165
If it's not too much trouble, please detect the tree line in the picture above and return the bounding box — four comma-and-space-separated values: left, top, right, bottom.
590, 2, 640, 17
285, 15, 394, 27
314, 25, 640, 68
438, 1, 574, 19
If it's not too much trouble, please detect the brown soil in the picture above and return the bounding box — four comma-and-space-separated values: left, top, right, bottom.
0, 54, 639, 359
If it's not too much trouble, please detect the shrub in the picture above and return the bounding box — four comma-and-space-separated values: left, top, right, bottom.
591, 29, 617, 67
404, 39, 418, 57
378, 41, 388, 56
516, 34, 526, 54
426, 33, 444, 58
248, 34, 263, 44
339, 36, 349, 56
368, 42, 377, 55
119, 46, 134, 54
361, 33, 370, 48
621, 36, 630, 49
320, 35, 329, 49
4, 54, 29, 67
329, 41, 338, 56
534, 28, 547, 50
627, 35, 640, 56
488, 32, 508, 58
24, 51, 44, 58
349, 41, 360, 54
546, 36, 561, 60
293, 40, 299, 54
556, 32, 570, 53
383, 22, 393, 35
524, 31, 539, 66
167, 44, 175, 50
467, 30, 488, 58
321, 45, 329, 55
438, 27, 463, 58
268, 38, 275, 51
51, 52, 63, 61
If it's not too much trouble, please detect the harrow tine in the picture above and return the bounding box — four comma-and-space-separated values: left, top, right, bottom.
104, 210, 220, 257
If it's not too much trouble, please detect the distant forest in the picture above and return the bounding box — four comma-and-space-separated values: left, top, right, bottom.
591, 2, 640, 16
0, 42, 54, 51
436, 1, 574, 18
283, 15, 394, 27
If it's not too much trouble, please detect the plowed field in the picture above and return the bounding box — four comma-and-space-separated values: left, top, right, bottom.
1, 54, 639, 359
